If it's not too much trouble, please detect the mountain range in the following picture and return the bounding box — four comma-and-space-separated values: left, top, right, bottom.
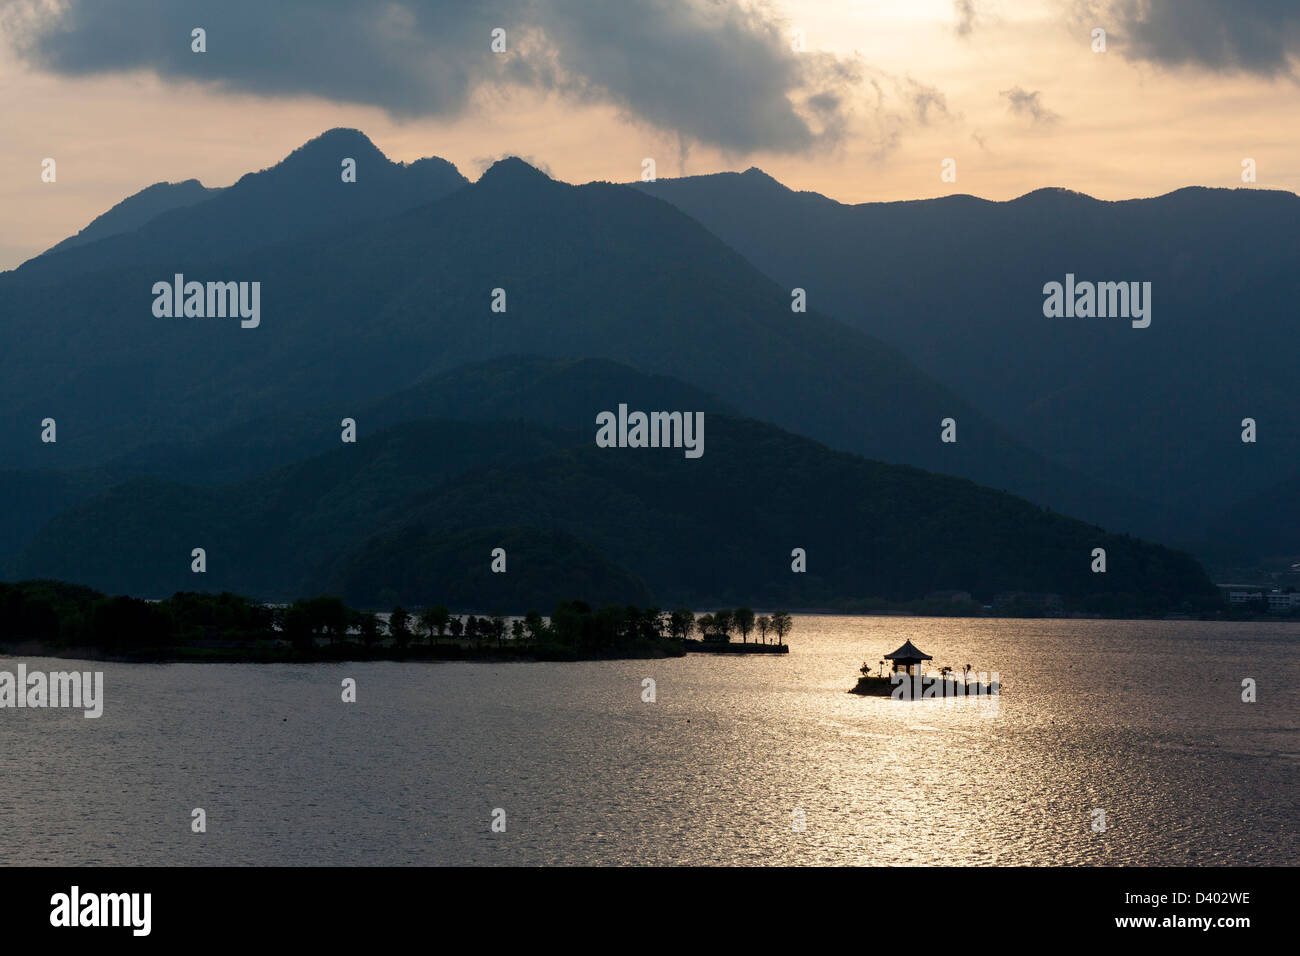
0, 130, 1146, 520
1, 128, 1287, 608
635, 170, 1300, 561
3, 358, 1215, 611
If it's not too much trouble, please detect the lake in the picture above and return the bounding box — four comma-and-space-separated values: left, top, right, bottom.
2, 616, 1296, 865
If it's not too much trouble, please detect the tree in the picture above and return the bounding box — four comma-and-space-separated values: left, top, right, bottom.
418, 606, 449, 645
756, 614, 771, 644
302, 595, 349, 645
389, 606, 412, 649
323, 597, 350, 645
629, 606, 662, 642
417, 607, 438, 645
283, 601, 313, 651
511, 619, 525, 644
430, 605, 451, 642
550, 600, 592, 649
734, 607, 755, 643
669, 607, 696, 640
696, 613, 716, 640
713, 609, 734, 642
770, 611, 792, 646
490, 613, 507, 648
90, 595, 170, 651
357, 612, 381, 647
524, 610, 546, 644
593, 605, 626, 648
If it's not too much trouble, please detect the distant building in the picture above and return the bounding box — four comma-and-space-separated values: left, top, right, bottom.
1266, 591, 1300, 613
1218, 584, 1265, 604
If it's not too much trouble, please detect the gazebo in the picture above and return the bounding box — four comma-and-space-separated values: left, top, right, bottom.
884, 640, 932, 676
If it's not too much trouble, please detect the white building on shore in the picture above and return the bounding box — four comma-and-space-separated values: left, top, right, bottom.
1265, 591, 1300, 613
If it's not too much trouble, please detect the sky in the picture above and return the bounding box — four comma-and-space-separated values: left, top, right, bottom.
2, 0, 1299, 270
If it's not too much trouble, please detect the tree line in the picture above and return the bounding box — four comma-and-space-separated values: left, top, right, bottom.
0, 580, 794, 656
692, 607, 792, 644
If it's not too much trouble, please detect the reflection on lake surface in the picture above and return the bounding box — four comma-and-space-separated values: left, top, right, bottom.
3, 617, 1297, 865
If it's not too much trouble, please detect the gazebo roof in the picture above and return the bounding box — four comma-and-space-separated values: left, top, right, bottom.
884, 640, 933, 661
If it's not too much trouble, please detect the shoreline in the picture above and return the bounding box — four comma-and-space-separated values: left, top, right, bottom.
0, 640, 691, 665
4, 614, 1290, 668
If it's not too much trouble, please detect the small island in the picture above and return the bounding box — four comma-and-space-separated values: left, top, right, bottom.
850, 640, 1000, 698
0, 580, 795, 664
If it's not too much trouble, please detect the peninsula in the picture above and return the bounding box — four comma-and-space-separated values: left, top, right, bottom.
0, 580, 794, 664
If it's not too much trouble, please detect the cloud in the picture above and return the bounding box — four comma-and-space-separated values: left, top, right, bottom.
1000, 86, 1060, 125
1078, 1, 1300, 76
954, 0, 978, 38
903, 77, 951, 124
854, 73, 957, 161
0, 0, 868, 153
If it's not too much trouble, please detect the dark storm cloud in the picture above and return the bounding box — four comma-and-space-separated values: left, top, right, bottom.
1081, 0, 1300, 76
0, 0, 863, 152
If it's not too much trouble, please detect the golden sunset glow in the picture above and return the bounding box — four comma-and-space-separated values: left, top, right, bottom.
3, 0, 1297, 270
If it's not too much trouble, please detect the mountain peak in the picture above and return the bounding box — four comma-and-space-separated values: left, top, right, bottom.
734, 166, 793, 195
301, 127, 381, 152
1010, 186, 1099, 204
477, 156, 553, 188
227, 128, 392, 191
280, 128, 387, 165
